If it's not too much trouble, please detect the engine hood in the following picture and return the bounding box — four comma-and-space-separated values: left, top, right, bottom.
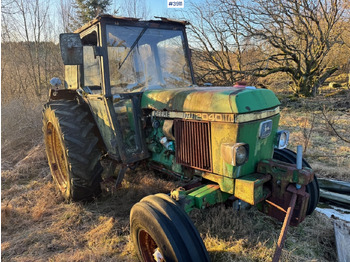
141, 86, 280, 114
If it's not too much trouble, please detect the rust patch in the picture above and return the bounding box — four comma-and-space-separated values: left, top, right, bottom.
257, 159, 313, 226
174, 119, 212, 172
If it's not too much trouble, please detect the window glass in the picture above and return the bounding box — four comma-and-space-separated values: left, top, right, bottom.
158, 34, 191, 88
83, 46, 101, 87
107, 25, 192, 93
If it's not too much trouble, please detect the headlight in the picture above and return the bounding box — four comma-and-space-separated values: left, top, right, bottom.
276, 130, 290, 149
221, 143, 249, 166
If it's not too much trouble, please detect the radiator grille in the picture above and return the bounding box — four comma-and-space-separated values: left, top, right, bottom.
174, 119, 212, 171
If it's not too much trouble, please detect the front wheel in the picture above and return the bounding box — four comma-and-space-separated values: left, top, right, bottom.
273, 148, 320, 215
130, 193, 210, 262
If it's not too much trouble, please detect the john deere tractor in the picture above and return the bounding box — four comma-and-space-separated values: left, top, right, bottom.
43, 15, 319, 261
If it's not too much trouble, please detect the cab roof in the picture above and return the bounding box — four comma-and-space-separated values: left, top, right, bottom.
74, 14, 189, 34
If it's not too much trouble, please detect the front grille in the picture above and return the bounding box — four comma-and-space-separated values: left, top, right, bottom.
174, 119, 212, 171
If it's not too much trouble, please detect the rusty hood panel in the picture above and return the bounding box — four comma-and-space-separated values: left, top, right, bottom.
141, 86, 280, 114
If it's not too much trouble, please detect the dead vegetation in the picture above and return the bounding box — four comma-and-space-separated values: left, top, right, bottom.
2, 90, 349, 261
279, 89, 350, 182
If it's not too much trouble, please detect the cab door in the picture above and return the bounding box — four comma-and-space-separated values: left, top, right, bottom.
109, 92, 150, 163
80, 27, 149, 164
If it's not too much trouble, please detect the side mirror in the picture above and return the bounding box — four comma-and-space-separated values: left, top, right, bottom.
50, 77, 62, 87
59, 33, 83, 65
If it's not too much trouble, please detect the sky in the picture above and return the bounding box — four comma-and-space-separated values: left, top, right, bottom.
138, 0, 174, 16
111, 0, 200, 20
1, 0, 202, 43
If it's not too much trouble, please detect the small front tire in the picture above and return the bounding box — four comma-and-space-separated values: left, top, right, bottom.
130, 193, 210, 262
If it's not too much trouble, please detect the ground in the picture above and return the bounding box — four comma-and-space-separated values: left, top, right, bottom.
1, 89, 349, 261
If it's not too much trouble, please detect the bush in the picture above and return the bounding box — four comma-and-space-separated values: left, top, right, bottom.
1, 98, 43, 168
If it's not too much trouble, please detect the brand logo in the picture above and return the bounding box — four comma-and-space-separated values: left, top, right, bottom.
259, 120, 273, 139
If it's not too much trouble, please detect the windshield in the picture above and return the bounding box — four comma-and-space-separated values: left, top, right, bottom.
106, 25, 192, 93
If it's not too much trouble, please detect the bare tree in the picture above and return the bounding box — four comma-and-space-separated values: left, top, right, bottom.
1, 0, 63, 102
59, 0, 76, 33
120, 0, 150, 19
232, 0, 346, 96
322, 106, 350, 143
183, 0, 253, 86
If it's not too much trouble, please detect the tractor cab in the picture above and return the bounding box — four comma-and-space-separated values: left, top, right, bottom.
60, 15, 194, 163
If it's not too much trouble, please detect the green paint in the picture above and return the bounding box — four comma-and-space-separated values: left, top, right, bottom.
147, 120, 183, 173
216, 114, 280, 181
257, 159, 313, 186
171, 185, 230, 213
236, 114, 280, 177
141, 87, 280, 114
201, 172, 235, 194
86, 95, 119, 157
231, 89, 280, 113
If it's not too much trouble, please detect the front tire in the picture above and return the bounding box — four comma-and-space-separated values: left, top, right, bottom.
130, 193, 210, 262
43, 100, 102, 201
273, 148, 320, 215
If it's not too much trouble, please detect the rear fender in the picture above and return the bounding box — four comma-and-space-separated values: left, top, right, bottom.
48, 89, 107, 154
49, 89, 78, 101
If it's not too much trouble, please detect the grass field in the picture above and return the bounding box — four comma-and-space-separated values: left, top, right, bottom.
2, 89, 349, 261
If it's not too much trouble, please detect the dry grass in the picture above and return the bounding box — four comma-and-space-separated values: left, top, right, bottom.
190, 206, 335, 262
1, 99, 43, 170
1, 143, 179, 261
2, 92, 348, 261
279, 90, 350, 181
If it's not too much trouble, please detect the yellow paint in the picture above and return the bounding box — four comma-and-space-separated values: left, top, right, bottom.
143, 88, 234, 113
86, 96, 119, 155
234, 174, 270, 205
235, 107, 280, 123
64, 65, 79, 89
211, 122, 238, 176
202, 172, 235, 194
87, 97, 113, 128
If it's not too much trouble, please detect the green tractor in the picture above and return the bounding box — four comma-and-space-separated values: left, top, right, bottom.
43, 15, 319, 261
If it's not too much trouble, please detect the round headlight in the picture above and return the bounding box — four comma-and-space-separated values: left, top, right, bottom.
277, 130, 290, 149
236, 145, 248, 165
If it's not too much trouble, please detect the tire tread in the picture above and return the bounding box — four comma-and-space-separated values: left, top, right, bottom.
43, 100, 102, 201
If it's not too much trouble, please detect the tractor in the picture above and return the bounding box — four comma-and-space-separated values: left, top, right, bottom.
43, 14, 320, 262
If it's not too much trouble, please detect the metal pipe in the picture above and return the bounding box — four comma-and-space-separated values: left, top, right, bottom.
296, 145, 303, 170
272, 191, 298, 262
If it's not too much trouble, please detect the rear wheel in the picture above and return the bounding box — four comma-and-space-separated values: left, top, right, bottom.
130, 193, 210, 262
43, 100, 102, 201
273, 148, 320, 215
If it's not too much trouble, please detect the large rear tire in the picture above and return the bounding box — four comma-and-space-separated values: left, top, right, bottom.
273, 148, 320, 215
43, 100, 102, 201
130, 193, 210, 262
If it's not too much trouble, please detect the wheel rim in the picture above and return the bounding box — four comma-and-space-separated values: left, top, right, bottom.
46, 122, 69, 192
138, 229, 162, 261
